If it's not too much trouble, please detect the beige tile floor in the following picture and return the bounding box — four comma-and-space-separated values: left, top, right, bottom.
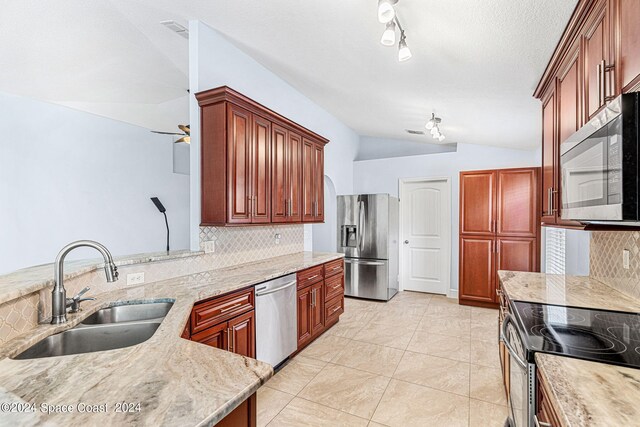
258, 292, 508, 427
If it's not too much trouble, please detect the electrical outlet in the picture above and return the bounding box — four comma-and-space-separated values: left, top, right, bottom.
204, 240, 215, 254
275, 233, 281, 245
623, 249, 630, 270
127, 272, 145, 285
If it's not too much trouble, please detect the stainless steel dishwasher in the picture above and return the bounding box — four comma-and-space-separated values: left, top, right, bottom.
255, 273, 297, 367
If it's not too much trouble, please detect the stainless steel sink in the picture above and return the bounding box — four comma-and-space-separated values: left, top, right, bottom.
13, 322, 160, 360
81, 302, 174, 325
13, 301, 174, 360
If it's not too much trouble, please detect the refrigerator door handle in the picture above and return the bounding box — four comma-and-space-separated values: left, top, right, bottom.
344, 259, 385, 266
358, 200, 366, 250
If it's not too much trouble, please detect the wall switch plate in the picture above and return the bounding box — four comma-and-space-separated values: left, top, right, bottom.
204, 240, 215, 254
127, 272, 145, 285
623, 249, 630, 269
275, 233, 281, 245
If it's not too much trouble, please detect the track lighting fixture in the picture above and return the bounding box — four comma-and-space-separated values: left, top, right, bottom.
377, 1, 411, 62
425, 113, 446, 142
380, 21, 396, 46
377, 0, 398, 23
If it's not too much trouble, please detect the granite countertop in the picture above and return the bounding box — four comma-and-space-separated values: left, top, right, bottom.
498, 270, 640, 312
536, 353, 640, 426
0, 249, 204, 305
0, 251, 343, 426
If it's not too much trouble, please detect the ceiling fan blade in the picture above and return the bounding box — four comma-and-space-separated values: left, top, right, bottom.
178, 124, 190, 135
151, 131, 183, 135
175, 136, 191, 144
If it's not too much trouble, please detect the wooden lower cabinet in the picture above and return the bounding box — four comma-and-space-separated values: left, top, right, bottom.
536, 369, 562, 427
216, 393, 257, 427
459, 236, 496, 305
192, 321, 228, 350
229, 310, 256, 358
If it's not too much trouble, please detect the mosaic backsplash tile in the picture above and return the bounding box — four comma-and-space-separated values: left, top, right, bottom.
590, 231, 640, 300
0, 224, 304, 344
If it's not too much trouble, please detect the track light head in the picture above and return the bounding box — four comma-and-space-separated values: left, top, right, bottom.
378, 0, 398, 23
381, 21, 396, 46
398, 32, 412, 62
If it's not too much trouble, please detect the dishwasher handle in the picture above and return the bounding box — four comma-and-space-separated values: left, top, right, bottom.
255, 280, 297, 297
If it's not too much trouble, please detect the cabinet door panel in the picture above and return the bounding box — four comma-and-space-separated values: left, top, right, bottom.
497, 169, 539, 237
314, 143, 325, 222
251, 115, 271, 223
288, 132, 303, 222
297, 287, 313, 349
619, 0, 640, 91
310, 281, 325, 336
227, 104, 252, 224
558, 46, 581, 146
584, 1, 610, 119
496, 237, 538, 277
191, 322, 228, 350
228, 310, 255, 358
271, 124, 288, 223
541, 87, 556, 224
459, 236, 495, 303
460, 171, 495, 235
302, 138, 316, 222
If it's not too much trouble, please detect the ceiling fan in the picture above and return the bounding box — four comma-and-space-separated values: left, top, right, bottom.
151, 124, 190, 143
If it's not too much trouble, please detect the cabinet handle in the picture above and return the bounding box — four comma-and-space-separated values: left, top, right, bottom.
285, 198, 290, 217
331, 305, 341, 314
289, 199, 293, 217
311, 289, 316, 307
220, 303, 242, 314
230, 328, 235, 353
598, 61, 604, 107
307, 274, 319, 281
332, 284, 341, 290
226, 328, 231, 352
253, 196, 257, 216
247, 195, 252, 215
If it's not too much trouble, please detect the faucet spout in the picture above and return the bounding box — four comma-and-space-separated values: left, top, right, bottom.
51, 240, 119, 324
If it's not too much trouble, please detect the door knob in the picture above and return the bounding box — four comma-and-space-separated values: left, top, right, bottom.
404, 240, 409, 244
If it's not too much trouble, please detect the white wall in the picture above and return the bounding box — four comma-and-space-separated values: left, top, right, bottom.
313, 176, 338, 253
188, 21, 359, 249
353, 142, 540, 295
0, 91, 190, 274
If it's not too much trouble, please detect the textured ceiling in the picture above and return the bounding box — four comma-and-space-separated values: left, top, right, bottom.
0, 0, 577, 147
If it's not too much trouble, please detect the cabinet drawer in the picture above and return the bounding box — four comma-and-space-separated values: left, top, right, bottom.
297, 265, 324, 289
325, 295, 344, 325
324, 273, 344, 302
192, 287, 254, 334
324, 258, 344, 278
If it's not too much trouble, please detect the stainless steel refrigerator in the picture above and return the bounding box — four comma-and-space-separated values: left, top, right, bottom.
337, 194, 399, 301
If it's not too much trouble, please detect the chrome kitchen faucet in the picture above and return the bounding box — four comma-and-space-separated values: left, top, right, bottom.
51, 240, 119, 324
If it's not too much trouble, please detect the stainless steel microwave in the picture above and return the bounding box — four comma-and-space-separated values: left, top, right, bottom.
560, 93, 640, 222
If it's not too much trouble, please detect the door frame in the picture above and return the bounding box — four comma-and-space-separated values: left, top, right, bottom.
398, 177, 452, 296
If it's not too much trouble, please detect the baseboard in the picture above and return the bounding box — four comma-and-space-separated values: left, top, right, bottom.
447, 289, 458, 299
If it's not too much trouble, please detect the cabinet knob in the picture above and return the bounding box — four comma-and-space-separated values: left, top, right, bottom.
404, 240, 409, 244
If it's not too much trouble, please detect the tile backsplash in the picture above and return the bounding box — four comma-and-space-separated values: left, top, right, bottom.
0, 224, 304, 345
590, 231, 640, 300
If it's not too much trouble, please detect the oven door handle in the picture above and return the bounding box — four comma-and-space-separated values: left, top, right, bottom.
500, 312, 527, 370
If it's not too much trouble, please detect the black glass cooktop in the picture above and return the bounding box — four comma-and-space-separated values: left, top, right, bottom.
511, 301, 640, 368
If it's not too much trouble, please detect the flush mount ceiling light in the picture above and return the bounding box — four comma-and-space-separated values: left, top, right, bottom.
377, 2, 412, 62
425, 113, 446, 142
378, 0, 399, 23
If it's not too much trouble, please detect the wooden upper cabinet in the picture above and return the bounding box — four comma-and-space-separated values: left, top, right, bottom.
251, 115, 271, 223
271, 124, 288, 223
460, 171, 495, 235
558, 42, 582, 146
314, 143, 325, 222
618, 0, 640, 92
227, 104, 253, 224
583, 0, 612, 119
459, 236, 495, 303
497, 168, 539, 237
541, 86, 557, 225
197, 86, 328, 226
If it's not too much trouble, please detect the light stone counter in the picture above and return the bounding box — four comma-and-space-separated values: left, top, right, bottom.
498, 270, 640, 312
535, 353, 640, 427
0, 251, 343, 426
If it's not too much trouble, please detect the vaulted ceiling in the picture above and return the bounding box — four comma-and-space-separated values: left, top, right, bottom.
1, 0, 576, 147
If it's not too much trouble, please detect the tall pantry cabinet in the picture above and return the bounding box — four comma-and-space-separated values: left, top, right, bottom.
459, 168, 541, 308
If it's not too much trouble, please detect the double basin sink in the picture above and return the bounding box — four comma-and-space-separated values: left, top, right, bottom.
13, 301, 174, 360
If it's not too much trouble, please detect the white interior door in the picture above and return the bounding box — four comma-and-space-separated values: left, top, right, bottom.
400, 178, 451, 295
